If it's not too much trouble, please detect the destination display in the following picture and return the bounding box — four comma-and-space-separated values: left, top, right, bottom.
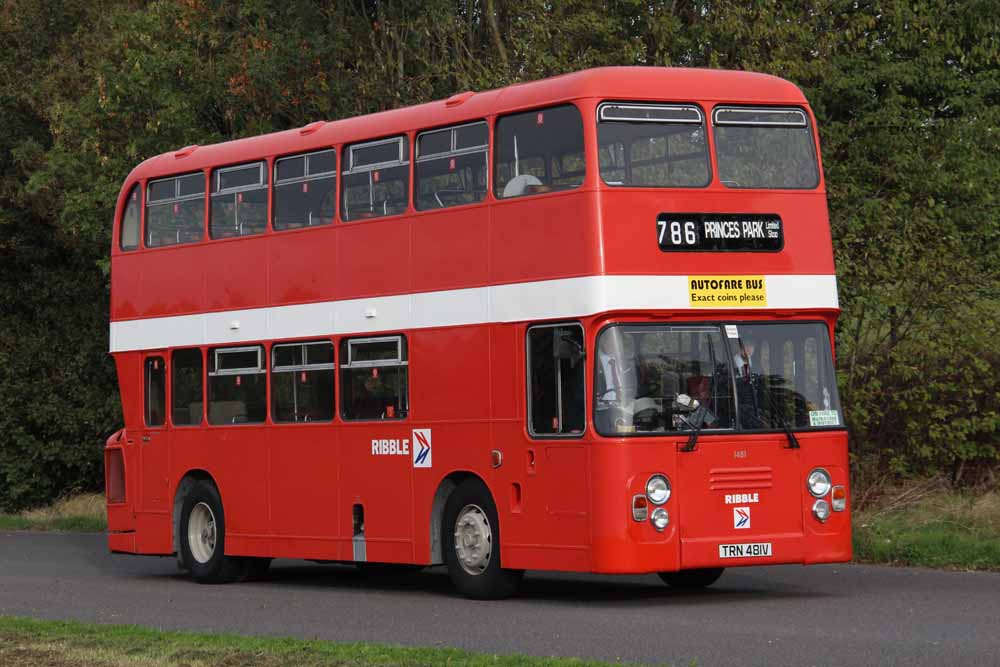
656, 213, 783, 252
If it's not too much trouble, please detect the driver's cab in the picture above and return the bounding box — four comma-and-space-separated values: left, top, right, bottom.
593, 323, 732, 437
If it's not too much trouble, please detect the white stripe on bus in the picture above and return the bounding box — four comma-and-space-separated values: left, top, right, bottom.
109, 273, 838, 352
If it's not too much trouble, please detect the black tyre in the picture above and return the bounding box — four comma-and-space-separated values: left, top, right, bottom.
657, 567, 725, 590
443, 479, 523, 599
178, 480, 246, 584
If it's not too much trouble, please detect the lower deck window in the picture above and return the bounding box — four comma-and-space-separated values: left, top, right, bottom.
172, 348, 203, 425
208, 345, 266, 424
340, 336, 408, 420
272, 341, 335, 422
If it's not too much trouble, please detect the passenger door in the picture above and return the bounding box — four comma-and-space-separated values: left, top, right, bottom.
521, 324, 590, 561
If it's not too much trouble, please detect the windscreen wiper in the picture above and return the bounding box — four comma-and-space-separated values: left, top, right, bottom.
680, 403, 708, 452
757, 380, 800, 449
776, 410, 800, 449
681, 346, 722, 453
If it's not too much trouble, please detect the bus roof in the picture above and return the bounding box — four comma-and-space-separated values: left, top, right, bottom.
125, 67, 808, 184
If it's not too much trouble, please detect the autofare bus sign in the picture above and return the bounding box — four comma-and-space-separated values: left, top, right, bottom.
656, 213, 783, 252
688, 276, 767, 308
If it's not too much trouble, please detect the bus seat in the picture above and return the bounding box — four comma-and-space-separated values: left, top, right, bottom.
209, 400, 246, 424
502, 174, 542, 198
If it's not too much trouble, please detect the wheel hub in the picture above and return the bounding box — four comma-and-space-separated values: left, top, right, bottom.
454, 504, 492, 575
187, 502, 217, 564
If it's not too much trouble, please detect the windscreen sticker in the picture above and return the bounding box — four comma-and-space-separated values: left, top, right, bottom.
688, 276, 767, 308
725, 324, 740, 338
809, 410, 840, 427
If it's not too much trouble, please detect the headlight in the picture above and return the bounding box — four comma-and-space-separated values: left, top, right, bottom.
812, 499, 831, 522
646, 475, 671, 505
651, 508, 670, 531
807, 468, 832, 498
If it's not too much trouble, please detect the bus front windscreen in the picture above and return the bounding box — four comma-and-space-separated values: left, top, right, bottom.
594, 322, 842, 437
712, 106, 819, 189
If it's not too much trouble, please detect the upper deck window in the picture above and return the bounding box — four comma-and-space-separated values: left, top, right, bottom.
274, 149, 337, 230
713, 106, 819, 189
341, 136, 409, 221
415, 121, 488, 210
597, 103, 710, 188
119, 184, 140, 251
210, 161, 268, 239
145, 173, 205, 247
494, 105, 585, 199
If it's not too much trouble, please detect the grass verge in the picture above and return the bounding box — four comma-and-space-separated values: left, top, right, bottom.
0, 616, 639, 667
853, 481, 1000, 571
0, 493, 106, 532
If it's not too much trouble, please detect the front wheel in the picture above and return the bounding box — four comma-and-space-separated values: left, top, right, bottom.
658, 567, 725, 590
443, 479, 523, 599
179, 480, 247, 584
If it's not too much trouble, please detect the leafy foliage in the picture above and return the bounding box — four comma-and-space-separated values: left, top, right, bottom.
0, 0, 997, 510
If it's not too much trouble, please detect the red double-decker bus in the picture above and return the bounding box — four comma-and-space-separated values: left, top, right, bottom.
104, 67, 850, 599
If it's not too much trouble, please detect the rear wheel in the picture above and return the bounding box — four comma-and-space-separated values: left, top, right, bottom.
179, 480, 246, 584
443, 479, 523, 599
658, 567, 725, 590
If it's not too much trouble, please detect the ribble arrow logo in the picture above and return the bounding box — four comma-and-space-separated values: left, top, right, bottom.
734, 506, 751, 529
412, 429, 432, 468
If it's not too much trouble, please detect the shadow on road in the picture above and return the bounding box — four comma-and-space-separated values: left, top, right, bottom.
143, 561, 833, 607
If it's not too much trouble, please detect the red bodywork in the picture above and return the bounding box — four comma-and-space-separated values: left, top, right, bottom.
105, 67, 850, 573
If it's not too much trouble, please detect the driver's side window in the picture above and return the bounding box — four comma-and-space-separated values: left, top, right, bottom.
527, 323, 586, 437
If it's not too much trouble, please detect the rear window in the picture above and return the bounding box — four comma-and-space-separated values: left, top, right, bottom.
713, 106, 819, 189
119, 184, 141, 250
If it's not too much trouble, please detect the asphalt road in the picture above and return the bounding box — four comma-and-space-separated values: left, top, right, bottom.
1, 532, 998, 666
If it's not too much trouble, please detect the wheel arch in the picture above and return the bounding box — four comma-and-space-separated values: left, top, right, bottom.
429, 471, 490, 565
172, 469, 218, 561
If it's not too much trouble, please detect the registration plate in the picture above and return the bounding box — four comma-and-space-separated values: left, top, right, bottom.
718, 542, 773, 559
